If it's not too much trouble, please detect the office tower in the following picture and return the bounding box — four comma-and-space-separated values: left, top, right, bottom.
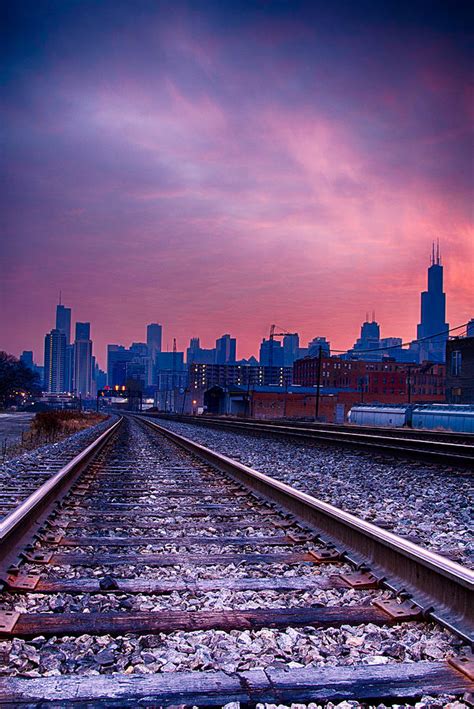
43, 329, 67, 392
147, 324, 162, 358
146, 325, 162, 386
215, 334, 236, 364
107, 345, 132, 387
56, 304, 71, 344
466, 319, 474, 338
307, 337, 330, 358
75, 322, 90, 341
187, 337, 216, 365
259, 338, 284, 366
283, 333, 300, 366
416, 242, 449, 363
73, 322, 92, 396
64, 344, 74, 392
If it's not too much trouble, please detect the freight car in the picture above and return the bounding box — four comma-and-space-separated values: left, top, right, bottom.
348, 403, 474, 433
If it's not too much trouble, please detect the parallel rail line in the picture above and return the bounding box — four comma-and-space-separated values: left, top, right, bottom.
0, 415, 472, 705
152, 413, 474, 466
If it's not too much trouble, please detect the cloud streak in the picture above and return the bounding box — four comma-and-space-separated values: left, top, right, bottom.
1, 1, 472, 365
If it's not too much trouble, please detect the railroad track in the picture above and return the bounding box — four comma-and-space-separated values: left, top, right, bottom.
153, 414, 474, 467
0, 415, 472, 706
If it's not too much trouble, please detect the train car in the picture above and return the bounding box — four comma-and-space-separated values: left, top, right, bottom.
348, 404, 410, 428
411, 404, 474, 433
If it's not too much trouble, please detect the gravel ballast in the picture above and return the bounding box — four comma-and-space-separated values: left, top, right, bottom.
155, 419, 473, 568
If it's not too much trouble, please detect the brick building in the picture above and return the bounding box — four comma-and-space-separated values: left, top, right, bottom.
293, 356, 445, 401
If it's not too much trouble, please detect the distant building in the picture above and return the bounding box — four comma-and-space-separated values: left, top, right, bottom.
416, 242, 449, 363
107, 345, 131, 387
283, 334, 300, 366
73, 322, 93, 397
467, 319, 474, 338
259, 338, 284, 367
446, 336, 474, 404
189, 363, 292, 391
350, 318, 381, 359
146, 323, 162, 386
294, 355, 445, 402
75, 322, 90, 341
308, 337, 330, 357
215, 334, 236, 364
186, 337, 216, 365
56, 304, 71, 345
44, 329, 67, 393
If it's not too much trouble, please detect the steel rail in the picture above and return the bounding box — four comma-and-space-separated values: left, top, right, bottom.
140, 417, 474, 643
0, 417, 122, 582
159, 413, 474, 444
151, 414, 474, 466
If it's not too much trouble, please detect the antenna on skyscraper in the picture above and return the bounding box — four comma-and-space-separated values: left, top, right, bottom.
372, 310, 375, 322
431, 241, 435, 266
59, 290, 62, 305
365, 311, 369, 322
436, 238, 440, 265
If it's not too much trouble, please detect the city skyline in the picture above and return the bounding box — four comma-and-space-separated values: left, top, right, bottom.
2, 2, 473, 365
0, 242, 472, 370
10, 246, 473, 371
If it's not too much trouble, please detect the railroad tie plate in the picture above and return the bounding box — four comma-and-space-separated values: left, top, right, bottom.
373, 599, 422, 621
5, 574, 40, 590
308, 548, 341, 562
449, 653, 474, 681
286, 532, 315, 543
22, 552, 53, 564
339, 571, 380, 589
0, 612, 20, 634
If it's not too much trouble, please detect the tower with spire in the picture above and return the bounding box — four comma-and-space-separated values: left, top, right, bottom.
416, 240, 449, 363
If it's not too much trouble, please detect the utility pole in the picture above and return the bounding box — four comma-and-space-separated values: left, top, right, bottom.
315, 345, 322, 420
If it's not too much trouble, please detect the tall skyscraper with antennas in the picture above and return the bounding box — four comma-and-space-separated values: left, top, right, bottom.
416, 241, 449, 363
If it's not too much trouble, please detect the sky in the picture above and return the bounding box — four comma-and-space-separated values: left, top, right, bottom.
1, 0, 473, 367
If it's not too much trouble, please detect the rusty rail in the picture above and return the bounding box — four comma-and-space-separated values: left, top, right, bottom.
148, 413, 474, 467
0, 418, 122, 583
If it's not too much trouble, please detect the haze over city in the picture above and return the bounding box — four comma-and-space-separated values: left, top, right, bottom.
2, 1, 473, 367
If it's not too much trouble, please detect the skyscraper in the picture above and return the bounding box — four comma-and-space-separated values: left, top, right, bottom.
146, 324, 162, 385
283, 333, 300, 366
73, 322, 93, 396
215, 334, 236, 364
55, 304, 71, 344
44, 329, 67, 392
416, 242, 449, 363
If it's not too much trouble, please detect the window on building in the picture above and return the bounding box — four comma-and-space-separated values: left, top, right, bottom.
451, 351, 462, 376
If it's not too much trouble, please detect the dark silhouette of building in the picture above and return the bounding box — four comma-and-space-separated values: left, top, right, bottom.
186, 337, 216, 365
44, 329, 67, 392
446, 336, 474, 403
56, 303, 71, 345
215, 334, 236, 364
416, 242, 449, 362
107, 345, 131, 387
146, 323, 162, 385
308, 337, 330, 358
259, 338, 284, 366
283, 334, 300, 366
73, 322, 93, 397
